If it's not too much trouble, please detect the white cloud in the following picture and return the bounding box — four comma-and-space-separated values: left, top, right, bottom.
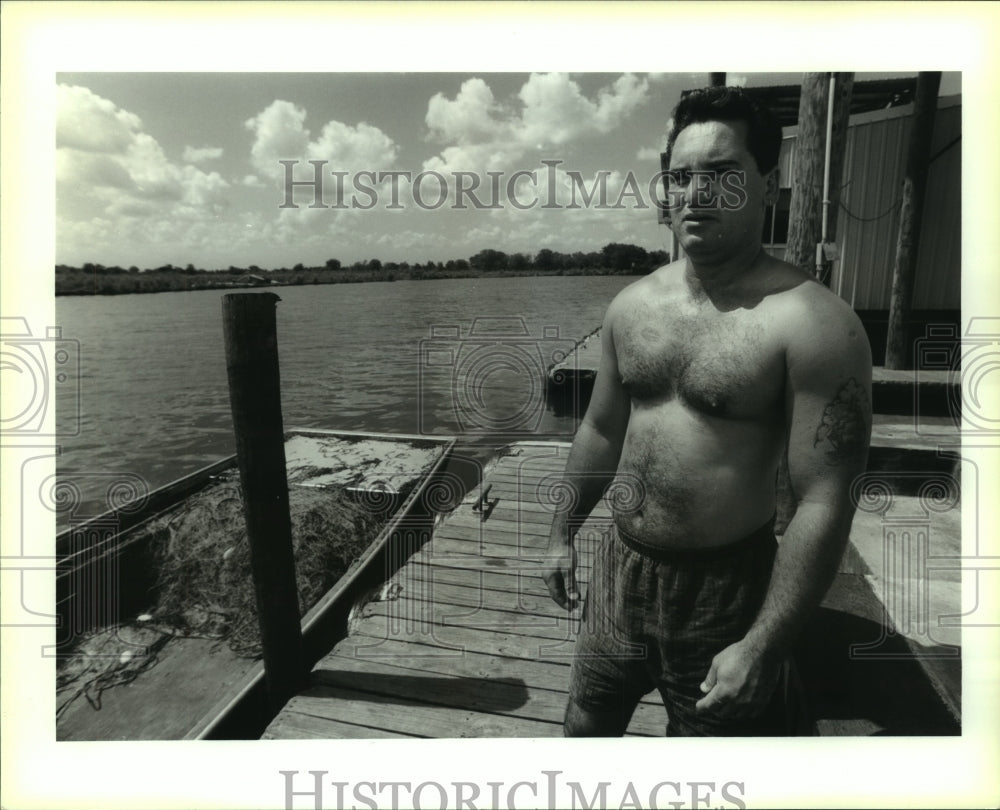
518, 73, 600, 146
426, 78, 502, 145
183, 145, 224, 163
241, 174, 266, 188
56, 83, 231, 264
56, 85, 143, 153
245, 100, 398, 180
728, 74, 748, 87
423, 73, 651, 175
244, 100, 311, 176
243, 100, 400, 223
593, 73, 652, 133
637, 146, 662, 161
308, 120, 397, 169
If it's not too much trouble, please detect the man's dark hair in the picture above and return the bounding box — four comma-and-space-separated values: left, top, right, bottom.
663, 86, 783, 174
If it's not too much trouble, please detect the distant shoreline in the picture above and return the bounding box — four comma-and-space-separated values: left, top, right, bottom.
54, 265, 648, 296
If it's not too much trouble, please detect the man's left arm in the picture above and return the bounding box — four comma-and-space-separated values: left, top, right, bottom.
696, 300, 872, 718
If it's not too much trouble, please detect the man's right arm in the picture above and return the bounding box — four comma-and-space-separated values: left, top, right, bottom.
542, 303, 631, 609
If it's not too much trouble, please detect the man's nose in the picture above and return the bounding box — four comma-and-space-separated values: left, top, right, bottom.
689, 171, 720, 208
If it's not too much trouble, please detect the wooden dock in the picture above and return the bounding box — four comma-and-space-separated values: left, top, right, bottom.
264, 440, 961, 738
263, 441, 667, 738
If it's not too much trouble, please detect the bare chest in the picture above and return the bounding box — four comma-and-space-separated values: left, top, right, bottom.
615, 306, 785, 419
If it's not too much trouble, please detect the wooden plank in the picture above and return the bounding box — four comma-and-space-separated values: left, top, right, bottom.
349, 615, 578, 664
356, 593, 574, 636
478, 474, 568, 491
270, 685, 563, 738
493, 451, 569, 466
396, 559, 590, 595
330, 630, 665, 711
440, 506, 614, 532
447, 504, 613, 527
410, 539, 542, 565
263, 712, 418, 739
413, 532, 600, 561
452, 506, 561, 529
404, 558, 593, 590
431, 522, 609, 554
870, 420, 961, 452
403, 551, 544, 574
345, 623, 664, 723
358, 600, 581, 644
432, 523, 553, 549
377, 575, 578, 620
434, 516, 557, 539
308, 656, 664, 736
346, 621, 577, 665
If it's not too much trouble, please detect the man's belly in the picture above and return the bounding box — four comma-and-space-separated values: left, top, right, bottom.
611, 404, 784, 549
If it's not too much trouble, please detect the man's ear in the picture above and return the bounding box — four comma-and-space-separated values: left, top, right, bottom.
763, 168, 780, 205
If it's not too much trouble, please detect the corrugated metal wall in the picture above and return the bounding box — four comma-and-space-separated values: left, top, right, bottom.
783, 96, 961, 310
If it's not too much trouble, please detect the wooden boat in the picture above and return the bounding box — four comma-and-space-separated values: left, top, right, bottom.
55, 428, 456, 740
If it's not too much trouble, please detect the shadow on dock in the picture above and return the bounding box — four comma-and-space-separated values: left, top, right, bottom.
796, 576, 960, 736
309, 670, 529, 713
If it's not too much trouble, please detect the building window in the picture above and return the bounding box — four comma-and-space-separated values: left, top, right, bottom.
762, 188, 792, 246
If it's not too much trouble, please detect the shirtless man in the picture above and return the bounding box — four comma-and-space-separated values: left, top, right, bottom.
542, 86, 872, 736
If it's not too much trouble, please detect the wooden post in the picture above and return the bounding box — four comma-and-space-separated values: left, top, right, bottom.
710, 72, 726, 87
222, 293, 304, 712
784, 74, 826, 276
885, 72, 942, 370
784, 72, 854, 284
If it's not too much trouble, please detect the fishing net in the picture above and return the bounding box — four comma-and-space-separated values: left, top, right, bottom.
147, 476, 379, 655
57, 475, 384, 717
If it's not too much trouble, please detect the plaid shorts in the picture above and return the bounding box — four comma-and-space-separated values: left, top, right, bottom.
569, 518, 809, 736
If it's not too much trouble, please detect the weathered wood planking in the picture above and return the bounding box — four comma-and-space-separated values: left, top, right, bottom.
263, 442, 666, 739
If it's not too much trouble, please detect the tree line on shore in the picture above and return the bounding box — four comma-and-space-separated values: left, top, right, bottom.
55, 243, 669, 295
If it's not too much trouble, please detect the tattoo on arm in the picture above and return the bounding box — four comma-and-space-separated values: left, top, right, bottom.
813, 378, 870, 466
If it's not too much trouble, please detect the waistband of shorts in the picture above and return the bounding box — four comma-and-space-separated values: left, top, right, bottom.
612, 516, 777, 563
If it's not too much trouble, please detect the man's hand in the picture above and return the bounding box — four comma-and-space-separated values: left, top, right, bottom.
694, 639, 781, 718
542, 541, 580, 611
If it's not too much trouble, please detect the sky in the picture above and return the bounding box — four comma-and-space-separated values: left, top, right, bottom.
54, 71, 960, 271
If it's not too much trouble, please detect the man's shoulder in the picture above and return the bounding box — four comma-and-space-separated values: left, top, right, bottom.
770, 265, 864, 336
764, 263, 870, 368
606, 266, 674, 318
611, 263, 682, 303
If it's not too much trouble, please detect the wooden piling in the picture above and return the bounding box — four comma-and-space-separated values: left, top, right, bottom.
222, 293, 304, 712
785, 72, 854, 285
885, 71, 942, 370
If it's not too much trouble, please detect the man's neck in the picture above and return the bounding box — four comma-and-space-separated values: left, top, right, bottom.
684, 244, 765, 298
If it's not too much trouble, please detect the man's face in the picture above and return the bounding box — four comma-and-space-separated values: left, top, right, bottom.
666, 119, 777, 264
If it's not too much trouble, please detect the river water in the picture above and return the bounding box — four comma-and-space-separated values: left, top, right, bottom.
55, 275, 638, 528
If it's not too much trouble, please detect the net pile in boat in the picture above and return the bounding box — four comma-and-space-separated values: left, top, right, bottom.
148, 478, 378, 655
57, 478, 382, 717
